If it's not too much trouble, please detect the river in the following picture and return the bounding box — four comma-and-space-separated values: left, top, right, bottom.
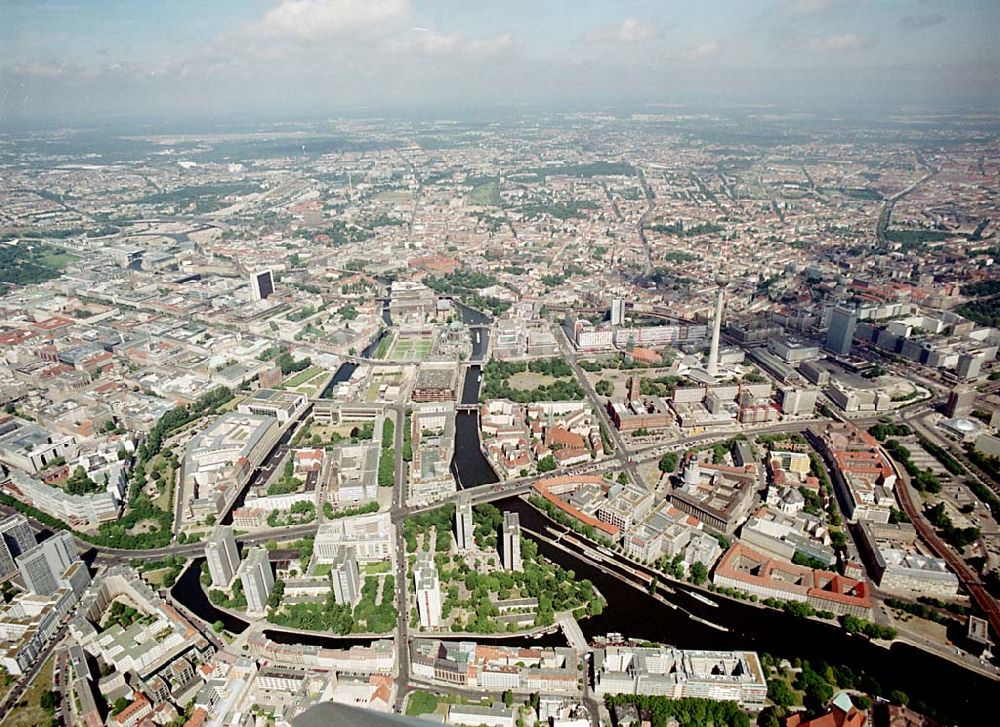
449, 367, 994, 723
169, 304, 994, 721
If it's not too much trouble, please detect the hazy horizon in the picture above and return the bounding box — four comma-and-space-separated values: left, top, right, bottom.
2, 0, 998, 128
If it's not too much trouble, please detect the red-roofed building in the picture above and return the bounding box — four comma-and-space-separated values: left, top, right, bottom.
552, 446, 590, 466
0, 329, 38, 346
111, 694, 153, 727
714, 542, 872, 617
34, 315, 74, 332
533, 475, 620, 538
812, 422, 896, 523
544, 426, 586, 451
293, 448, 325, 475
183, 707, 208, 727
786, 693, 866, 727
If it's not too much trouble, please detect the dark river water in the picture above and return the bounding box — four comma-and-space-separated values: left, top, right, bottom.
454, 302, 492, 327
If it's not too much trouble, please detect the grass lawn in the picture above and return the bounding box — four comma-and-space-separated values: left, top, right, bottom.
405, 689, 494, 718
151, 462, 175, 513
281, 365, 325, 389
507, 371, 558, 390
40, 249, 80, 269
217, 395, 244, 413
373, 334, 393, 360
388, 334, 433, 361
405, 690, 440, 717
1, 654, 55, 727
363, 561, 392, 575
312, 423, 354, 440
467, 178, 501, 207
126, 518, 160, 535
143, 567, 172, 587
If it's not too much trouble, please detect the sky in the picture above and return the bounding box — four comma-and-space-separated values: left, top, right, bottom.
1, 0, 998, 125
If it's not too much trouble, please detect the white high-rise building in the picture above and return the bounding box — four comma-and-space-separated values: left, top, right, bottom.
610, 298, 626, 327
501, 512, 522, 572
414, 550, 441, 629
331, 546, 361, 606
205, 525, 240, 588
16, 531, 78, 596
249, 270, 275, 302
239, 546, 274, 617
455, 495, 474, 552
0, 514, 36, 581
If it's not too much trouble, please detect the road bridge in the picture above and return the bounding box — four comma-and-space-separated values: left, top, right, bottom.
558, 613, 588, 652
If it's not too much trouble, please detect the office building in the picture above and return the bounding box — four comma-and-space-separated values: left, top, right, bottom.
455, 494, 474, 552
713, 542, 871, 617
592, 645, 767, 709
205, 525, 240, 588
237, 389, 309, 424
409, 639, 578, 693
855, 521, 959, 599
944, 387, 976, 418
778, 387, 818, 417
956, 349, 991, 380
0, 514, 36, 580
767, 336, 820, 363
238, 547, 274, 617
3, 469, 120, 527
826, 306, 857, 356
331, 546, 361, 606
249, 270, 274, 301
671, 456, 757, 535
814, 422, 897, 523
16, 532, 78, 596
183, 413, 280, 518
501, 512, 522, 572
315, 512, 392, 563
414, 550, 442, 629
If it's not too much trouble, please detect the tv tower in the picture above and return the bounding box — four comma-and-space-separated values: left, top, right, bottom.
706, 274, 727, 377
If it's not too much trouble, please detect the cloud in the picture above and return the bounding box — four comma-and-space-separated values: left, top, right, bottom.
252, 0, 412, 41
899, 14, 946, 30
586, 19, 657, 44
778, 0, 839, 16
807, 33, 874, 52
414, 31, 459, 55
463, 34, 512, 57
385, 30, 512, 58
685, 40, 721, 60
5, 61, 70, 80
